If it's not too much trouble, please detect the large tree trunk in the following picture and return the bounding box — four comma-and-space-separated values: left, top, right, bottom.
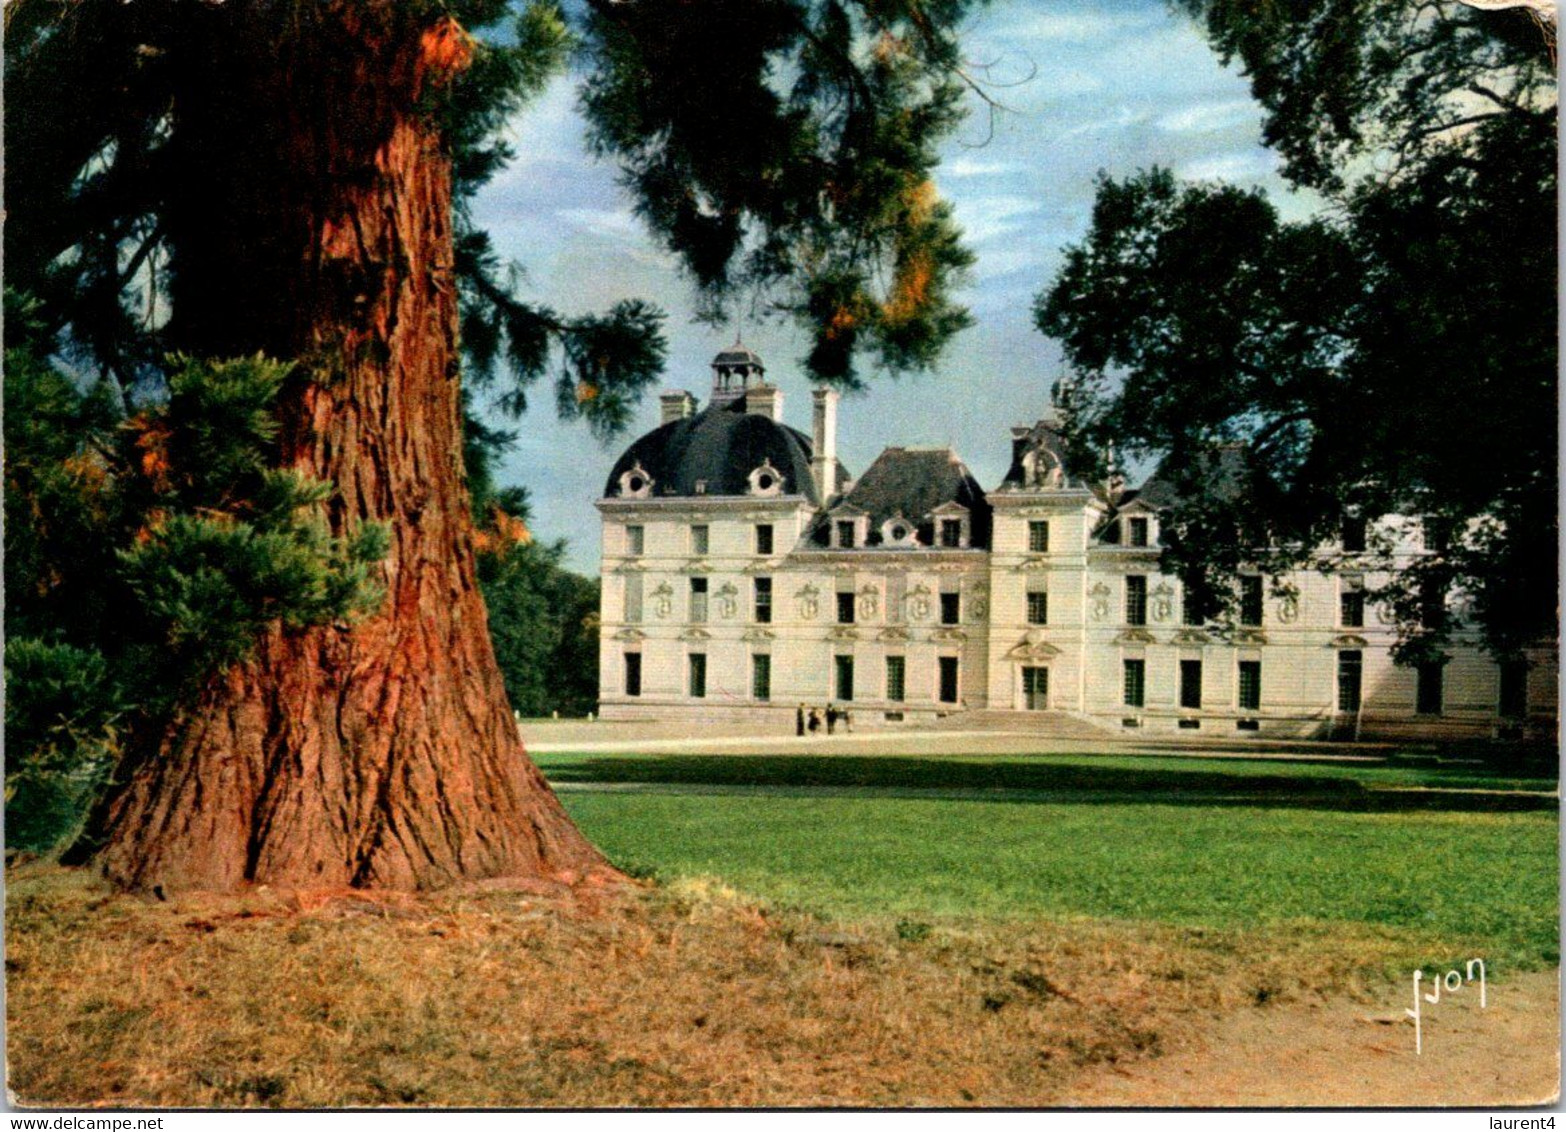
85, 1, 611, 891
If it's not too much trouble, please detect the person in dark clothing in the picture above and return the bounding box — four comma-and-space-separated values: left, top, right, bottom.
826, 704, 838, 735
808, 709, 822, 735
795, 704, 806, 737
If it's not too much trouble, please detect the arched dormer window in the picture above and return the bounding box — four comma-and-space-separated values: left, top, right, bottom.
619, 462, 654, 499
748, 459, 784, 497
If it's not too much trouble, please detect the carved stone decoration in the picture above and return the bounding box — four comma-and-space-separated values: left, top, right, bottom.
651, 582, 674, 619
907, 583, 932, 621
1171, 628, 1210, 644
1277, 594, 1299, 624
1376, 602, 1397, 625
932, 627, 968, 643
795, 583, 820, 620
972, 598, 988, 620
1330, 633, 1369, 648
716, 582, 739, 619
1007, 629, 1060, 660
742, 628, 776, 642
678, 627, 712, 642
612, 628, 647, 642
1151, 582, 1174, 623
829, 626, 860, 641
1114, 628, 1156, 644
858, 584, 880, 620
878, 626, 911, 642
1089, 581, 1111, 621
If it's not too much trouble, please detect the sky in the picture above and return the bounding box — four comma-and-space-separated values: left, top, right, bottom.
470, 1, 1319, 574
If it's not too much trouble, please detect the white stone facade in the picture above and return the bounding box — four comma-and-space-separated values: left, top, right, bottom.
596, 354, 1557, 740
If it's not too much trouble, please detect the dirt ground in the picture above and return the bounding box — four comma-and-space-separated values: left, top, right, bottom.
1062, 967, 1561, 1107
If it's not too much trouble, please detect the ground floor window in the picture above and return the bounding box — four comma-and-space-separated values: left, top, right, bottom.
885, 656, 906, 703
1022, 666, 1048, 711
624, 652, 642, 697
1123, 659, 1145, 708
937, 656, 959, 704
689, 653, 707, 699
1416, 660, 1444, 715
1499, 659, 1529, 718
1179, 660, 1202, 709
1337, 650, 1362, 713
1237, 660, 1261, 711
752, 654, 771, 702
835, 655, 855, 702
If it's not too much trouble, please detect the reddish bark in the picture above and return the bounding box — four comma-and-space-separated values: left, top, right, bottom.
86, 1, 612, 891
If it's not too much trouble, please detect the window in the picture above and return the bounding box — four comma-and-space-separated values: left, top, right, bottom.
885, 656, 906, 703
1027, 591, 1049, 626
624, 652, 642, 697
626, 524, 644, 557
752, 654, 771, 701
689, 577, 708, 623
1127, 516, 1149, 547
1238, 660, 1261, 711
688, 653, 707, 698
1337, 650, 1363, 713
1179, 660, 1202, 709
1123, 659, 1146, 708
940, 592, 961, 625
1125, 575, 1147, 626
1499, 660, 1529, 718
1420, 578, 1446, 630
624, 575, 643, 623
836, 520, 856, 548
1341, 516, 1367, 553
836, 591, 856, 624
754, 577, 772, 624
940, 518, 963, 548
690, 524, 709, 555
1239, 575, 1264, 627
938, 656, 960, 704
1416, 661, 1444, 715
755, 524, 774, 555
1182, 587, 1207, 627
1340, 579, 1365, 628
834, 655, 855, 702
1028, 520, 1050, 553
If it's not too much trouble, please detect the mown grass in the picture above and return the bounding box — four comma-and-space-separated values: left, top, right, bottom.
539, 751, 1559, 971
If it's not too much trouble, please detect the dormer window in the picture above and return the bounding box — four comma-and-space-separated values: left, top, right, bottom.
931, 504, 970, 549
1127, 516, 1150, 547
618, 462, 653, 499
748, 459, 784, 497
836, 520, 857, 549
882, 516, 918, 547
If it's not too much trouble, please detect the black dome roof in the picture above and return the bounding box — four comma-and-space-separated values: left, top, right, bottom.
604, 400, 826, 503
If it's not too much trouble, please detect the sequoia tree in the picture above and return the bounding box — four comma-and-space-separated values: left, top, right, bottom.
8, 0, 981, 890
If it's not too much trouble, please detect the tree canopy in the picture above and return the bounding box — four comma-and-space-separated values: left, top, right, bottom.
1036, 0, 1556, 660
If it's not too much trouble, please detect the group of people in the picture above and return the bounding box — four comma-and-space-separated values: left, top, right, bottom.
795, 703, 852, 737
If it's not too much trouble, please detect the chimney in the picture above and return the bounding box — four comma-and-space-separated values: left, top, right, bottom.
811, 387, 840, 500
744, 384, 783, 422
660, 390, 697, 425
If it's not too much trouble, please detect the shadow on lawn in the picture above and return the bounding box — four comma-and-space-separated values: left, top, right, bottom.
544, 755, 1559, 814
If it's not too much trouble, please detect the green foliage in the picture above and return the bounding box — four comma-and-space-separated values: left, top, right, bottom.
2, 343, 388, 849
1035, 3, 1557, 657
479, 539, 601, 718
3, 639, 120, 852
579, 0, 978, 384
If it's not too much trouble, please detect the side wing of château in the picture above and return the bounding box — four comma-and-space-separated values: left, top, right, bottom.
595, 346, 1557, 739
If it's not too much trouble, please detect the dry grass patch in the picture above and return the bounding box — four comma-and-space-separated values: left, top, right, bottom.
7, 865, 1451, 1108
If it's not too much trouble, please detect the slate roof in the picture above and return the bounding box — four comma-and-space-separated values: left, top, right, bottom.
810, 447, 992, 548
603, 398, 845, 503
1097, 444, 1253, 545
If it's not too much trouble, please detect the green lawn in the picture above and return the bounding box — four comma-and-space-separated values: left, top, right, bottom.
539, 750, 1559, 969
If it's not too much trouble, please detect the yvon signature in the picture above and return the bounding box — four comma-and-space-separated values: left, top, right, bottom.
1406, 958, 1486, 1054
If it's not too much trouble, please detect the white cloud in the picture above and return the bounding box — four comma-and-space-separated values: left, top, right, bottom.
555, 207, 648, 244
952, 194, 1044, 244
1156, 98, 1259, 135
945, 156, 1019, 178
1176, 150, 1279, 184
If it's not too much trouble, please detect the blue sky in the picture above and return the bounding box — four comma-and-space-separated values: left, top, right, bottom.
470, 1, 1318, 573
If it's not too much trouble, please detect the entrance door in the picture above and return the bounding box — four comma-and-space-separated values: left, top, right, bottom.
1022, 666, 1049, 711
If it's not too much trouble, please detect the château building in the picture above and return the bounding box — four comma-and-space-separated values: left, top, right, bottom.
595, 345, 1556, 739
